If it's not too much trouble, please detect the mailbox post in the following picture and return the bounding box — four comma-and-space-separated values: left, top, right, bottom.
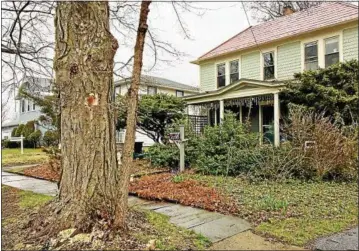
179, 125, 185, 172
169, 125, 186, 172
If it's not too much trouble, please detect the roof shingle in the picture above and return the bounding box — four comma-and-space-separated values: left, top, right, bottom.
198, 2, 358, 61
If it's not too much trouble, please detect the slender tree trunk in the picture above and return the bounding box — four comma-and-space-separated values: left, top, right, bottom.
115, 0, 151, 227
54, 1, 120, 230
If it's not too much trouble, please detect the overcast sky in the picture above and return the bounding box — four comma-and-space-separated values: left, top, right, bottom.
3, 2, 254, 121
116, 1, 254, 87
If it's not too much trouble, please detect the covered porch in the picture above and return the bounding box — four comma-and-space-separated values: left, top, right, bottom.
184, 79, 285, 146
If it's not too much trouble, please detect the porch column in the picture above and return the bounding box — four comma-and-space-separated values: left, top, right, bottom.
207, 108, 210, 125
219, 99, 224, 123
239, 105, 243, 123
259, 103, 263, 145
214, 108, 217, 126
274, 92, 280, 147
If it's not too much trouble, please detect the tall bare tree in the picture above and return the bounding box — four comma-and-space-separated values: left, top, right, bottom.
116, 0, 151, 227
246, 1, 322, 22
54, 1, 121, 230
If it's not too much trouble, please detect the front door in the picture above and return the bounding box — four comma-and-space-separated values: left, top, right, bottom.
262, 105, 274, 144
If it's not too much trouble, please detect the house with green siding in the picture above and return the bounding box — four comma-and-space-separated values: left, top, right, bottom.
183, 2, 358, 146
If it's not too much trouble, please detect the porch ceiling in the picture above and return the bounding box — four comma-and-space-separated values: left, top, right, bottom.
183, 78, 285, 105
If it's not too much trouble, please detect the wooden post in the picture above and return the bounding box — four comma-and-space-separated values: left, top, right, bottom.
20, 134, 24, 154
179, 125, 185, 172
259, 104, 263, 145
219, 99, 224, 123
274, 92, 280, 147
239, 105, 243, 123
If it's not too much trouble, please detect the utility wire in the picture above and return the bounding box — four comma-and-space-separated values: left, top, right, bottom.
241, 2, 263, 55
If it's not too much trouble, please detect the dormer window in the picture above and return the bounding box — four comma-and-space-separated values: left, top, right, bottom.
230, 60, 239, 84
325, 36, 339, 67
263, 51, 275, 80
217, 63, 225, 88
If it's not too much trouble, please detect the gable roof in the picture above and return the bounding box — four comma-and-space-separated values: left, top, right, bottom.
195, 2, 358, 63
15, 77, 53, 100
183, 78, 285, 101
115, 75, 199, 92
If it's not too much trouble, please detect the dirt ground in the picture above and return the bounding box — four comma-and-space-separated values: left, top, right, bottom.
210, 231, 306, 250
1, 185, 209, 250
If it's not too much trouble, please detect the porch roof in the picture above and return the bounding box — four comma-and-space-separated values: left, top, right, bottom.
183, 78, 285, 105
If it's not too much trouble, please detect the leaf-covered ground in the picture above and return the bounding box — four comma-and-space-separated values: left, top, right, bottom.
8, 159, 168, 182
2, 148, 49, 166
129, 173, 238, 214
1, 185, 209, 250
131, 173, 358, 246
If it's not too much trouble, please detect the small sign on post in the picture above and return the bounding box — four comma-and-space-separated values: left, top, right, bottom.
10, 134, 24, 154
168, 125, 187, 172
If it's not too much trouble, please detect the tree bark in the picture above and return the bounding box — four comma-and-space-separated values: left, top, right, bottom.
115, 0, 151, 227
54, 1, 120, 230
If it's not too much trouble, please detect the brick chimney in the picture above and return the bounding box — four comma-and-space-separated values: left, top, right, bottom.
283, 5, 294, 16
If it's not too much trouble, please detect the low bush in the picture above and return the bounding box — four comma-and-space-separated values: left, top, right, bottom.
43, 130, 59, 146
147, 107, 357, 181
194, 113, 259, 176
2, 140, 19, 148
147, 143, 179, 168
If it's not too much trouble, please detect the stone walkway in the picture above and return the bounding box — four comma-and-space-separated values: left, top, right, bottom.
2, 171, 57, 196
1, 171, 251, 243
312, 227, 358, 251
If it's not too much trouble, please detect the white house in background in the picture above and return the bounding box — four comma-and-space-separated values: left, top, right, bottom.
1, 77, 52, 140
115, 75, 199, 147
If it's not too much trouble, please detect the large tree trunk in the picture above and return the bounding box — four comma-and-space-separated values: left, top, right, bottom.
54, 1, 120, 230
115, 1, 151, 227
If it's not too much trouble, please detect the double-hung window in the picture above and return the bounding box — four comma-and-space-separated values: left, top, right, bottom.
147, 86, 157, 95
32, 102, 36, 111
230, 60, 239, 84
304, 41, 318, 70
27, 101, 31, 111
176, 90, 184, 97
21, 99, 25, 113
217, 63, 226, 88
325, 36, 339, 67
263, 52, 275, 80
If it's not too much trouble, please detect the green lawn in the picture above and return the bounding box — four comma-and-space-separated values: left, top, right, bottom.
184, 174, 358, 246
1, 148, 48, 166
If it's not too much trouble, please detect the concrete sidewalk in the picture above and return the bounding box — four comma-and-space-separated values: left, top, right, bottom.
1, 171, 251, 243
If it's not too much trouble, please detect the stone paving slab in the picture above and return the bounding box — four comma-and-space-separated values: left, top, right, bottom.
141, 202, 173, 210
191, 215, 251, 243
2, 171, 57, 196
172, 211, 224, 229
154, 204, 199, 218
312, 227, 358, 250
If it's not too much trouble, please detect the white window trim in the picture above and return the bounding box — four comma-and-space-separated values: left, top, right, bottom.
215, 62, 226, 88
229, 59, 240, 84
147, 86, 157, 95
176, 90, 184, 97
260, 48, 277, 81
21, 99, 26, 113
303, 40, 319, 71
324, 35, 340, 68
300, 31, 342, 71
